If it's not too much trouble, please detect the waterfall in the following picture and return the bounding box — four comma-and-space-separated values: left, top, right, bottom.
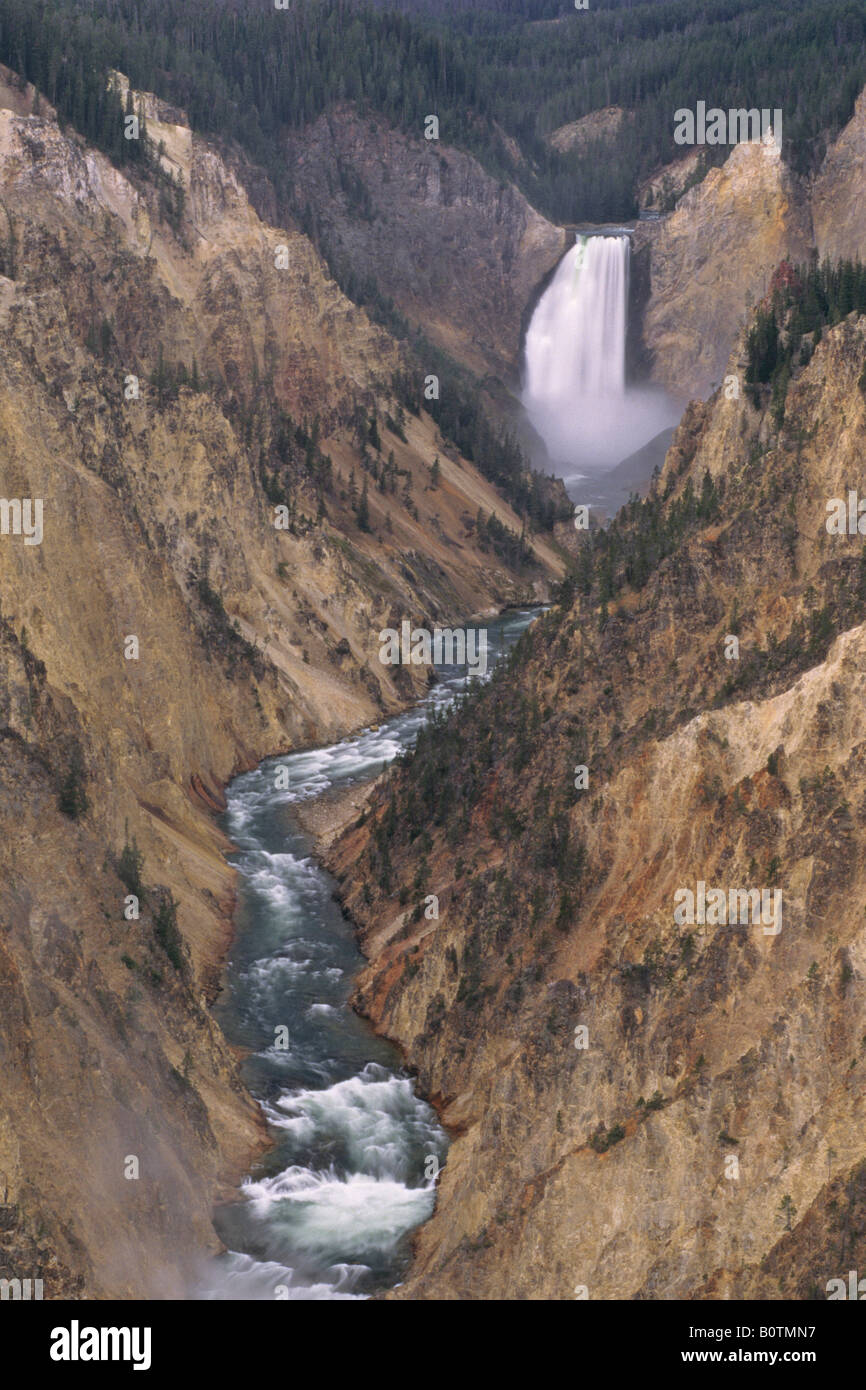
522, 232, 679, 494
520, 230, 677, 495
524, 234, 629, 408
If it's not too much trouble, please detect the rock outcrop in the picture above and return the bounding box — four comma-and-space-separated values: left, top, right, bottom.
633, 138, 811, 399
547, 107, 629, 155
634, 87, 866, 401
279, 106, 566, 380
639, 149, 705, 212
812, 88, 866, 264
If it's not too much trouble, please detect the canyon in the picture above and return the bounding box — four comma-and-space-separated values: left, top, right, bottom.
0, 65, 563, 1298
276, 90, 866, 419
328, 311, 866, 1298
3, 21, 866, 1303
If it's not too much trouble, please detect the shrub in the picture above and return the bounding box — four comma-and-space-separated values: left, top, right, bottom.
590, 1122, 626, 1153
154, 892, 185, 973
58, 757, 88, 820
117, 830, 145, 899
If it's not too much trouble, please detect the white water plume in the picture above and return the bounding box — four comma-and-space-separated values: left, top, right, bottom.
523, 233, 678, 486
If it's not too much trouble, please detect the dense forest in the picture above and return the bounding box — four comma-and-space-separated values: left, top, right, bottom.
1, 0, 865, 227
745, 258, 866, 419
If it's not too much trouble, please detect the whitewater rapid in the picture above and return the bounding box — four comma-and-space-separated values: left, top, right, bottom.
196, 610, 539, 1300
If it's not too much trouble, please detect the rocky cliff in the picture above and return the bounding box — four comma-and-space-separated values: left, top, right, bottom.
279, 106, 566, 382
327, 309, 866, 1298
635, 88, 866, 401
812, 87, 866, 265
633, 139, 812, 400
546, 107, 630, 156
0, 67, 563, 1298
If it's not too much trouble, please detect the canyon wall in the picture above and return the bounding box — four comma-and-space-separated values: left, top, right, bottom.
329, 313, 866, 1298
634, 92, 866, 401
279, 106, 566, 381
0, 69, 562, 1297
812, 88, 866, 264
632, 139, 811, 399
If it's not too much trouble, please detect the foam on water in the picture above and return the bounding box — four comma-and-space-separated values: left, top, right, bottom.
194, 609, 539, 1300
203, 1252, 368, 1301
243, 1170, 436, 1259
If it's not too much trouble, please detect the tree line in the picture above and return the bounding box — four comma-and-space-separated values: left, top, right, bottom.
2, 0, 865, 227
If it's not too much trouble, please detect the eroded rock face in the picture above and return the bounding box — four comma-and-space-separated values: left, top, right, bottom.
547, 107, 629, 155
633, 139, 812, 400
328, 318, 866, 1299
639, 149, 704, 212
812, 88, 866, 263
635, 86, 866, 401
280, 106, 566, 380
0, 69, 561, 1297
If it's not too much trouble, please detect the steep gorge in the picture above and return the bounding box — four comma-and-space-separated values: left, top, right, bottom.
327, 309, 866, 1299
0, 68, 564, 1297
7, 35, 866, 1306
273, 89, 866, 464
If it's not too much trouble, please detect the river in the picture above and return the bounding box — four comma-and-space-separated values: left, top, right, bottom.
196, 608, 540, 1300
